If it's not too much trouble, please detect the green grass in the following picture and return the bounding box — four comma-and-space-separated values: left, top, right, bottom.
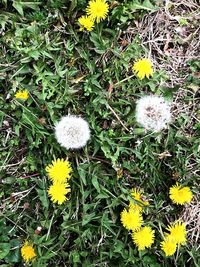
0, 0, 199, 266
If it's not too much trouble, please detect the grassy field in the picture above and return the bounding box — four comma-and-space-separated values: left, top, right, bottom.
0, 0, 199, 266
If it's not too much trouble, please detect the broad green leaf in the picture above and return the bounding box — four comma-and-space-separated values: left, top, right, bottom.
0, 243, 11, 260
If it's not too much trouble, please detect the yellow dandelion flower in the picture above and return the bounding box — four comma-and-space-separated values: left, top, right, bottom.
116, 168, 123, 179
86, 0, 109, 23
132, 226, 155, 250
78, 15, 94, 31
48, 182, 71, 205
46, 158, 72, 183
160, 236, 177, 257
129, 188, 149, 213
21, 241, 36, 263
15, 90, 29, 100
166, 221, 187, 245
132, 58, 153, 80
169, 183, 193, 205
120, 208, 143, 231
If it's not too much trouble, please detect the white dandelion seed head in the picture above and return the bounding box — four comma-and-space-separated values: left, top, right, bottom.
55, 115, 90, 149
135, 95, 171, 132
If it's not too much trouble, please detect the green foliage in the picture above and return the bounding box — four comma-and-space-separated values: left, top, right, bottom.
0, 0, 199, 266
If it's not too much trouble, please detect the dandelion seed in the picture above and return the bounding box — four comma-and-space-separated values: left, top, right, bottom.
132, 226, 155, 250
120, 208, 143, 231
45, 158, 72, 183
169, 183, 193, 205
86, 0, 109, 23
78, 15, 94, 31
132, 58, 153, 80
21, 241, 36, 263
166, 221, 187, 245
55, 115, 90, 150
48, 182, 71, 205
15, 90, 29, 100
135, 95, 171, 132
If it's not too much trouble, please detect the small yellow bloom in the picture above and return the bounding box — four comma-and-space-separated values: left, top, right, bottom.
132, 226, 155, 250
21, 241, 36, 263
169, 183, 193, 205
120, 208, 143, 231
46, 158, 72, 183
129, 188, 149, 213
78, 15, 94, 31
86, 0, 109, 23
48, 182, 71, 205
160, 236, 177, 257
132, 58, 153, 79
116, 168, 123, 179
15, 90, 29, 100
166, 221, 187, 245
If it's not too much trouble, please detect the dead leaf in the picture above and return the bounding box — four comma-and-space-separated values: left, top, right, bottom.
108, 83, 113, 98
192, 72, 200, 79
158, 151, 172, 159
38, 117, 46, 125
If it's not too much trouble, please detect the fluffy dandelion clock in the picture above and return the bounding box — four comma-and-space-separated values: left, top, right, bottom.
135, 95, 171, 132
55, 115, 90, 150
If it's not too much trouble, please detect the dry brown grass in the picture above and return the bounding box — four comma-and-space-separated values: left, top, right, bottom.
134, 1, 200, 248
121, 0, 200, 87
139, 0, 200, 86
181, 192, 200, 248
